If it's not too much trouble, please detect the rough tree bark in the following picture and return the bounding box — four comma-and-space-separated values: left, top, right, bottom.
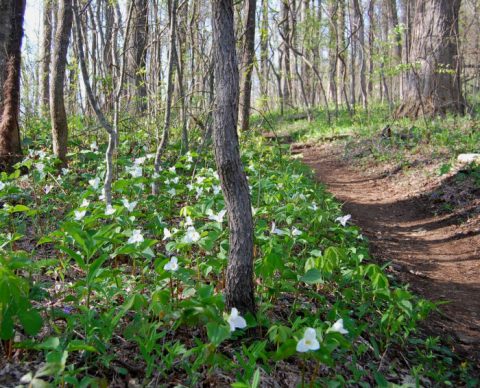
239, 0, 256, 132
396, 0, 465, 117
212, 0, 255, 315
50, 0, 73, 165
0, 0, 25, 171
39, 0, 53, 117
126, 0, 148, 113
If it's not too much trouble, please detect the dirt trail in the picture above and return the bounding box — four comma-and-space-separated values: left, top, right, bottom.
299, 144, 480, 360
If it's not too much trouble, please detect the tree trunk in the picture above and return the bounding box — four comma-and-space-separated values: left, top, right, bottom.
50, 0, 73, 165
153, 0, 177, 194
126, 0, 148, 113
396, 0, 465, 117
39, 0, 53, 117
281, 0, 292, 109
0, 0, 25, 171
327, 0, 338, 111
239, 0, 256, 132
212, 0, 255, 315
259, 0, 269, 106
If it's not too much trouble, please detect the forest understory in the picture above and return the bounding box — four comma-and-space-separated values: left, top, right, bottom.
1, 0, 480, 386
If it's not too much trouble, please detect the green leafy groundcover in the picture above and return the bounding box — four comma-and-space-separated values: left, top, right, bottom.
0, 134, 476, 386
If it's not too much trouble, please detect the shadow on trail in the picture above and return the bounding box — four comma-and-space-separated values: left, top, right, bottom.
299, 145, 480, 360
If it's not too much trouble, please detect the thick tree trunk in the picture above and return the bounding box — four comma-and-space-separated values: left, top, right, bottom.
239, 0, 256, 132
396, 0, 465, 117
212, 0, 255, 315
39, 0, 53, 117
0, 0, 25, 171
50, 0, 73, 165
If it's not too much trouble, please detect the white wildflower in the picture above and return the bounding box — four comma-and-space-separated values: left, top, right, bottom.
164, 256, 179, 272
128, 229, 144, 244
296, 328, 320, 353
335, 214, 351, 227
227, 308, 247, 332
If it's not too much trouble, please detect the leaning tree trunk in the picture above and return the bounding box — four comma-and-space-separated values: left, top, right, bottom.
50, 0, 73, 165
212, 0, 255, 315
0, 0, 25, 171
396, 0, 465, 118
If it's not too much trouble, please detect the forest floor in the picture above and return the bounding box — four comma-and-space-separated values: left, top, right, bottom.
294, 140, 480, 364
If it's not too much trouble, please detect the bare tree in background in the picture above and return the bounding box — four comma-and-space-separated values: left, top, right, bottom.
239, 0, 256, 131
39, 0, 53, 117
212, 0, 255, 314
50, 0, 73, 165
126, 0, 148, 113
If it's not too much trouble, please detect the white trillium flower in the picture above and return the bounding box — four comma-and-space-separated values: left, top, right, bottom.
44, 185, 54, 194
186, 183, 194, 191
128, 166, 143, 178
37, 150, 47, 159
296, 328, 320, 353
291, 227, 302, 236
61, 168, 69, 175
335, 214, 351, 227
213, 185, 221, 195
164, 256, 179, 272
0, 181, 6, 190
185, 216, 193, 226
196, 176, 205, 184
195, 187, 203, 198
122, 198, 137, 212
89, 177, 100, 190
128, 229, 144, 244
172, 177, 179, 184
227, 308, 247, 332
163, 227, 172, 240
80, 199, 90, 208
207, 209, 227, 223
35, 163, 45, 173
183, 226, 200, 243
167, 188, 176, 196
146, 153, 155, 159
74, 210, 86, 221
329, 319, 349, 335
213, 171, 219, 180
169, 166, 176, 173
270, 222, 285, 236
310, 203, 318, 211
105, 205, 116, 215
134, 156, 146, 165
